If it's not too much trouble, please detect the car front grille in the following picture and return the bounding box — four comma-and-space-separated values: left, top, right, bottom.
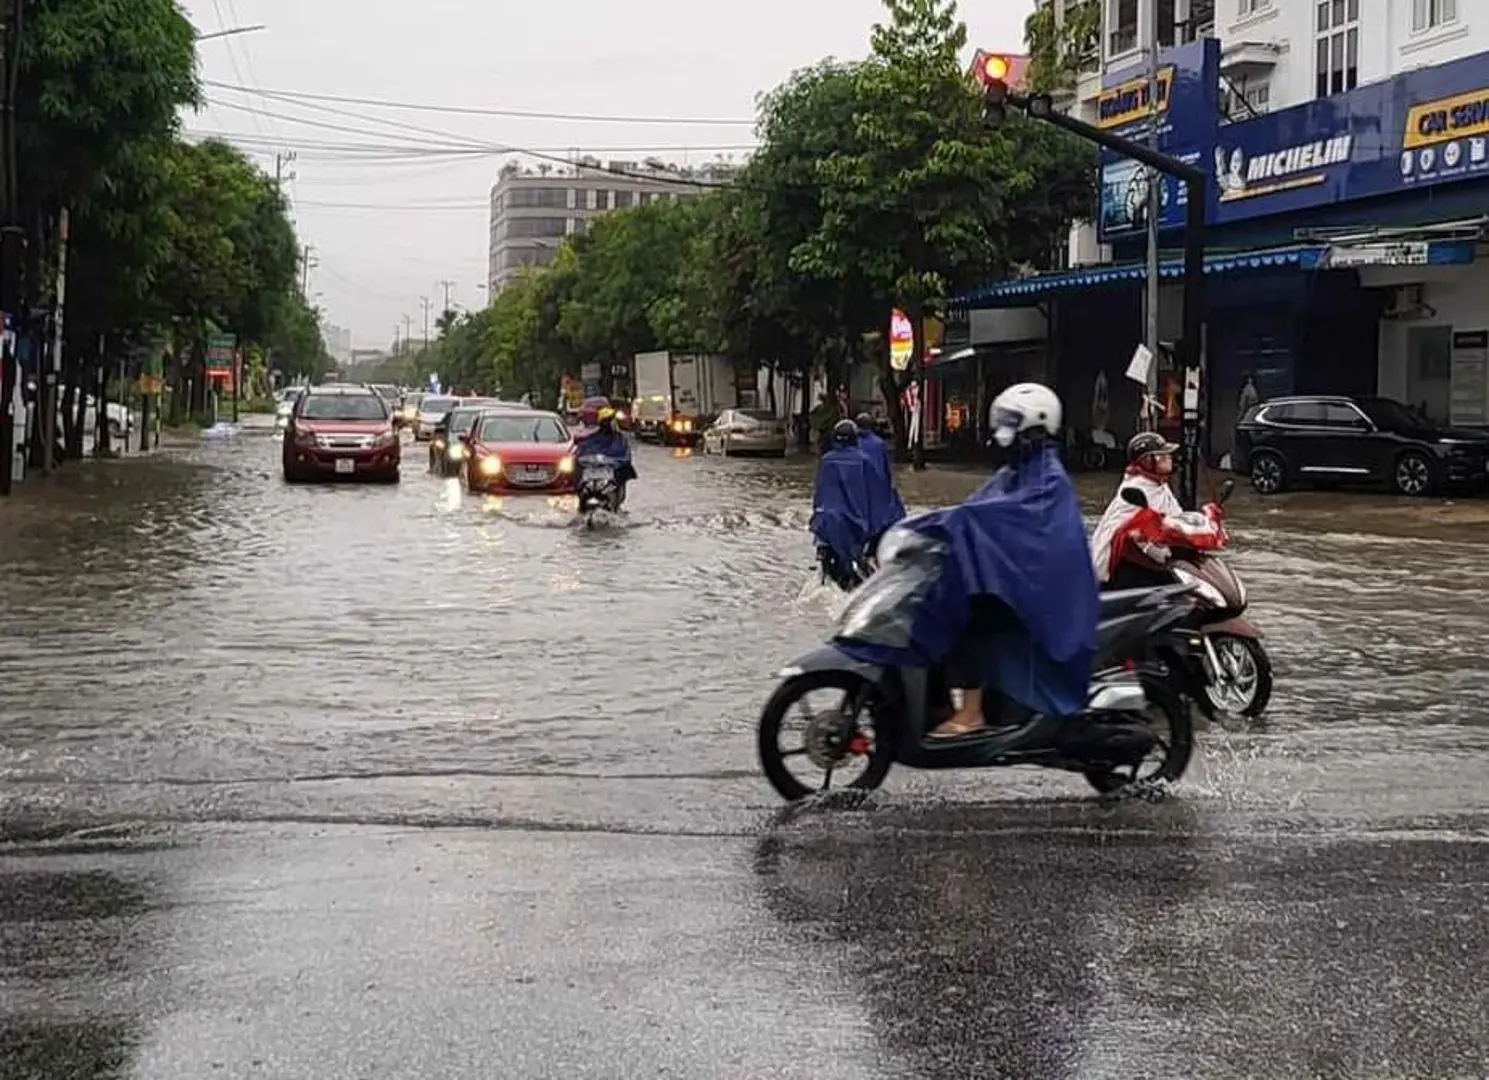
317, 434, 375, 450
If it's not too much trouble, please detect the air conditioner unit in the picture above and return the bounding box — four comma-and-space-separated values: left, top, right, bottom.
1383, 283, 1431, 320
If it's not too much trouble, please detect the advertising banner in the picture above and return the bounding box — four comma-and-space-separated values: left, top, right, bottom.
1097, 38, 1220, 242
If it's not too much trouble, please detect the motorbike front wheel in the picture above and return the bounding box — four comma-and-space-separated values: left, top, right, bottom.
1203, 633, 1273, 717
1083, 675, 1194, 794
758, 670, 894, 802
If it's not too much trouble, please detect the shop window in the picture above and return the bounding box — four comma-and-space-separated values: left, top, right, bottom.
1107, 0, 1138, 55
1315, 0, 1359, 99
1237, 0, 1271, 16
1412, 0, 1456, 32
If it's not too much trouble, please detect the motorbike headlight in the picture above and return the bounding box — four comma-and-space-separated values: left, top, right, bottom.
557, 455, 574, 473
478, 456, 501, 475
447, 443, 465, 460
1172, 566, 1225, 608
433, 438, 444, 451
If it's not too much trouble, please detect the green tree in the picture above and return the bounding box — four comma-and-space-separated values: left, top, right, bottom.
1025, 0, 1101, 94
782, 0, 1095, 452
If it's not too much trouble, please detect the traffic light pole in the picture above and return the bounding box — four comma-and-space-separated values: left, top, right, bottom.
986, 88, 1208, 508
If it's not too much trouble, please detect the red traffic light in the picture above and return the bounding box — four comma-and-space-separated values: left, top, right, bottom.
983, 55, 1010, 82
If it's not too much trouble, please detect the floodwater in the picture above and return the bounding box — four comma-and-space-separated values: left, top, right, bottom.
3, 419, 1488, 1078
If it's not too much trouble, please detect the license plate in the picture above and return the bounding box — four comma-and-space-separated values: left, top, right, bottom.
335, 458, 355, 474
516, 465, 550, 482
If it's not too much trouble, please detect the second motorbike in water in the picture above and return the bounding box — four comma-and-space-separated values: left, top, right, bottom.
1112, 480, 1272, 717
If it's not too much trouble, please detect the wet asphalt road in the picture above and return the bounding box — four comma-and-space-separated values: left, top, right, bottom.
3, 418, 1489, 1078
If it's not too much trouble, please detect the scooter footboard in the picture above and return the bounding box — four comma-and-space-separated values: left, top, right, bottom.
1086, 673, 1147, 713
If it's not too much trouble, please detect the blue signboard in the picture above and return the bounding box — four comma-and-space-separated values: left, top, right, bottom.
1210, 47, 1489, 224
1097, 38, 1220, 242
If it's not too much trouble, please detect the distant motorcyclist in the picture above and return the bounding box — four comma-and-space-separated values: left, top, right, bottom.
572, 406, 636, 506
1090, 431, 1186, 590
811, 420, 880, 589
854, 411, 906, 536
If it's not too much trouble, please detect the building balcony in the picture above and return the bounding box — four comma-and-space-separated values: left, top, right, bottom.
1221, 40, 1280, 78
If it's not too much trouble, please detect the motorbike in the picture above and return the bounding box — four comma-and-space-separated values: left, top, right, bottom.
758, 525, 1199, 802
816, 545, 872, 592
1113, 479, 1272, 718
576, 454, 623, 524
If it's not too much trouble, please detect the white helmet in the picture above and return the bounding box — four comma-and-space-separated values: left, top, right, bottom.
989, 382, 1062, 448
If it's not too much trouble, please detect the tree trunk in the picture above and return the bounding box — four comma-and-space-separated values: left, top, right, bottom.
94, 337, 110, 456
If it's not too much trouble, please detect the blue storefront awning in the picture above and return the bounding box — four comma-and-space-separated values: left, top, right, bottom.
952, 238, 1476, 309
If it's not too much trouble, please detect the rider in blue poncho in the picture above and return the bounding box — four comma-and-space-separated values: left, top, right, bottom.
811, 420, 880, 588
835, 383, 1099, 737
572, 406, 637, 504
854, 412, 906, 538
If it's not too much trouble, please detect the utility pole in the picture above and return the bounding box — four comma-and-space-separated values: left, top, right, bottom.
402, 313, 413, 355
419, 296, 432, 348
437, 279, 455, 314
1142, 0, 1162, 431
0, 0, 22, 495
299, 245, 317, 296
273, 150, 296, 194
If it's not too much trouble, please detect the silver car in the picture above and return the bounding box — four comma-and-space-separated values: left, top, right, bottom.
412, 394, 461, 441
702, 408, 789, 457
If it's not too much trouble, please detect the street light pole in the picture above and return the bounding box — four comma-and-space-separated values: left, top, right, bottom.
1143, 0, 1162, 429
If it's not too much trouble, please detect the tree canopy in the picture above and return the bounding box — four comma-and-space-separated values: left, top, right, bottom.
17, 0, 332, 439
397, 0, 1092, 426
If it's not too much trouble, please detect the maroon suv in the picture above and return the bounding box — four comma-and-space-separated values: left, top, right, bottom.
282, 384, 401, 483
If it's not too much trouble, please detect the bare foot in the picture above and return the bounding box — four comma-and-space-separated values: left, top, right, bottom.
928, 712, 987, 739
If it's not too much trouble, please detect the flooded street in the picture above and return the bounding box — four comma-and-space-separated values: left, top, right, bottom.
4, 420, 1488, 1077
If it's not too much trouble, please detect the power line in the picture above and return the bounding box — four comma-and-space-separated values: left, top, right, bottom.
186, 129, 757, 158
200, 99, 736, 190
203, 78, 755, 126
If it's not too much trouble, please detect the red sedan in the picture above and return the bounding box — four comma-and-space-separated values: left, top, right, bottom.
282, 384, 401, 483
464, 409, 577, 494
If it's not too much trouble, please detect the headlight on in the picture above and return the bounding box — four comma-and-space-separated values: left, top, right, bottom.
557, 455, 574, 473
447, 443, 465, 460
433, 438, 444, 451
478, 456, 501, 475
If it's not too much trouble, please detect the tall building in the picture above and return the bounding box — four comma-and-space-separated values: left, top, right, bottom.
321, 322, 353, 367
947, 0, 1489, 458
486, 158, 738, 293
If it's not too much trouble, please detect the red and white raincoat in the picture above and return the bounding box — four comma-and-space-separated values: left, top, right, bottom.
1090, 470, 1225, 583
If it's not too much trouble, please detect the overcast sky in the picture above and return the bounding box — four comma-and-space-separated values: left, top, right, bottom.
180, 0, 1034, 349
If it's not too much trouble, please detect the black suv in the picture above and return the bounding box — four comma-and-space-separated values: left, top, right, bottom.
1233, 395, 1489, 497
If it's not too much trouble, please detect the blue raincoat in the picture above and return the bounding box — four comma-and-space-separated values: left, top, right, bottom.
811, 447, 878, 570
857, 429, 906, 526
835, 445, 1098, 716
573, 428, 636, 481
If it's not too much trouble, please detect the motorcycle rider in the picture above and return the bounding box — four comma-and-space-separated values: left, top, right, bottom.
572, 406, 636, 506
854, 411, 906, 537
811, 420, 880, 589
1090, 431, 1185, 590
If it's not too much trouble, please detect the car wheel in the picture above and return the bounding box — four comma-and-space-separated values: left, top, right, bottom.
1393, 450, 1434, 497
1249, 451, 1287, 495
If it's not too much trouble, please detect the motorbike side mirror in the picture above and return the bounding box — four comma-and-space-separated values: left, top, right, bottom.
1119, 487, 1149, 509
1217, 478, 1236, 505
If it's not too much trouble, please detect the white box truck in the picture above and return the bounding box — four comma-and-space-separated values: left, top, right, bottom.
631, 351, 736, 446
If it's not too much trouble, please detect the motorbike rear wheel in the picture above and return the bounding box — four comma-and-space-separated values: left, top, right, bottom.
1083, 675, 1193, 794
758, 670, 894, 802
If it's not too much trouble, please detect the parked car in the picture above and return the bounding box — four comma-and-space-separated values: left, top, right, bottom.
282, 384, 400, 483
56, 395, 135, 443
701, 408, 789, 457
1233, 394, 1489, 497
464, 409, 577, 495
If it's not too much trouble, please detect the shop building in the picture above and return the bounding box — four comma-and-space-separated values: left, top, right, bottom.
956, 2, 1489, 461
